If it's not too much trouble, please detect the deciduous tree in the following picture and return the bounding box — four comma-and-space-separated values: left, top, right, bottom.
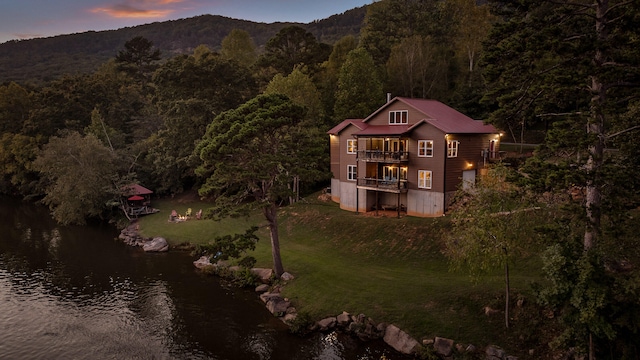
33, 131, 123, 225
220, 29, 258, 68
334, 48, 384, 120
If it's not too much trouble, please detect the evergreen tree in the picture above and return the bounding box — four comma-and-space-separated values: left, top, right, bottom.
195, 94, 326, 277
482, 0, 640, 356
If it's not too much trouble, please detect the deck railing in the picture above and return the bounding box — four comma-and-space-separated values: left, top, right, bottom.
358, 150, 409, 162
357, 178, 407, 192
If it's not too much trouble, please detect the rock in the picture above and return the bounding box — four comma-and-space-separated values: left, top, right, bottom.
506, 356, 518, 360
280, 272, 295, 281
486, 345, 506, 360
317, 317, 337, 331
434, 337, 454, 357
266, 298, 290, 315
336, 311, 351, 327
383, 324, 419, 355
193, 256, 214, 270
251, 268, 273, 283
259, 292, 281, 303
422, 338, 434, 346
466, 344, 477, 353
255, 284, 270, 293
143, 237, 169, 252
283, 313, 297, 323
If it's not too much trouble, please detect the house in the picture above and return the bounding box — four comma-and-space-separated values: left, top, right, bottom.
327, 97, 501, 217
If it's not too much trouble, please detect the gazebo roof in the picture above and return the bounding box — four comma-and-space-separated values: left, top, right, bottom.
123, 184, 153, 196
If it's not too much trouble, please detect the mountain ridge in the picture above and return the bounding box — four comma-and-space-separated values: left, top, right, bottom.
0, 7, 367, 84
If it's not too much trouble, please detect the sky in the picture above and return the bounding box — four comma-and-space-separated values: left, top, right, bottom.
0, 0, 372, 44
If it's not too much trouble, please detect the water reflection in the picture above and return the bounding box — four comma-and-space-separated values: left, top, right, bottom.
0, 197, 408, 360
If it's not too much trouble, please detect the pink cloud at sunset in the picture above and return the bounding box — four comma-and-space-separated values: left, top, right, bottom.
90, 0, 190, 19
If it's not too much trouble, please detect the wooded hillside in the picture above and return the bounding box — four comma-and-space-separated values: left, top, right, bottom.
0, 7, 366, 85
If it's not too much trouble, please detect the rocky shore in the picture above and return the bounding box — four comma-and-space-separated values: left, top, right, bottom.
120, 223, 523, 360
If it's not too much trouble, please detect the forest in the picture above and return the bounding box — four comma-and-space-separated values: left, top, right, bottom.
0, 0, 639, 358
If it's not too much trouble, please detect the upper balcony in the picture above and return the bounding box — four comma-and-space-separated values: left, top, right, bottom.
358, 150, 409, 163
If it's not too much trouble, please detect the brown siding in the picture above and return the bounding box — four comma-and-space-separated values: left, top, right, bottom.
337, 128, 358, 182
444, 134, 497, 192
366, 100, 427, 126
329, 134, 340, 180
407, 124, 446, 193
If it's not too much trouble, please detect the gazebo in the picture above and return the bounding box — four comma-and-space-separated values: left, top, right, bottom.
121, 184, 159, 218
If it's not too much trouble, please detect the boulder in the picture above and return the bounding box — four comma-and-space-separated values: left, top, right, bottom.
317, 317, 337, 331
280, 272, 295, 281
143, 237, 169, 252
255, 284, 270, 293
283, 313, 297, 324
486, 345, 506, 360
259, 292, 281, 303
434, 337, 454, 357
251, 268, 273, 283
266, 298, 290, 315
337, 311, 351, 327
383, 324, 419, 355
193, 256, 214, 270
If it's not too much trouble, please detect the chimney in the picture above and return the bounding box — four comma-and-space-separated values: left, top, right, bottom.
387, 93, 392, 103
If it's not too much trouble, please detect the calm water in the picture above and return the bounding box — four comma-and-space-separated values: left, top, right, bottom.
0, 197, 404, 360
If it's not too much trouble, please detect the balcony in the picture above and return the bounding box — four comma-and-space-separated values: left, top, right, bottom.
358, 150, 409, 163
357, 178, 408, 193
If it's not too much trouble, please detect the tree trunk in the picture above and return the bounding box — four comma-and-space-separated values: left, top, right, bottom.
584, 0, 608, 252
264, 203, 285, 277
504, 247, 510, 329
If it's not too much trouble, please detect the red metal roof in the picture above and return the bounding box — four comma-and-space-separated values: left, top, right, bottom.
123, 184, 153, 196
353, 125, 410, 136
326, 119, 366, 135
364, 97, 499, 134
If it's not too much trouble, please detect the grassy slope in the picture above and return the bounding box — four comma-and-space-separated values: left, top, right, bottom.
138, 194, 546, 356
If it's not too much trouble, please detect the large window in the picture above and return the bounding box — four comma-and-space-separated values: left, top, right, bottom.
389, 110, 408, 124
418, 140, 434, 157
447, 140, 459, 158
347, 165, 357, 181
418, 170, 432, 189
347, 139, 357, 154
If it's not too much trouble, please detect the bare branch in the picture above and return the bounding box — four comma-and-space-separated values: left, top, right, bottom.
536, 111, 585, 117
606, 125, 640, 139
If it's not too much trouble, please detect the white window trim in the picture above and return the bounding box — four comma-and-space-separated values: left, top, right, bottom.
418, 140, 434, 157
418, 170, 432, 189
389, 110, 408, 125
347, 165, 357, 181
447, 140, 459, 158
346, 139, 357, 154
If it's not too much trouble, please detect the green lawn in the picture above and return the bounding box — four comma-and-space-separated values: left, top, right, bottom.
137, 194, 546, 356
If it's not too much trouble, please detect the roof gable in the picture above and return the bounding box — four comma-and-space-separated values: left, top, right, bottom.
327, 119, 366, 135
363, 97, 498, 134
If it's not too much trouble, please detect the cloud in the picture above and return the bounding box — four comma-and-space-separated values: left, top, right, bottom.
91, 0, 189, 19
13, 33, 45, 40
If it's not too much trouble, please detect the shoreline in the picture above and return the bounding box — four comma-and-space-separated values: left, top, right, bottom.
118, 221, 524, 359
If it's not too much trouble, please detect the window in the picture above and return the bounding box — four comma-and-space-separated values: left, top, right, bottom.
347, 139, 357, 154
389, 110, 408, 124
447, 140, 459, 158
418, 170, 432, 189
418, 140, 434, 157
347, 165, 357, 181
383, 166, 398, 181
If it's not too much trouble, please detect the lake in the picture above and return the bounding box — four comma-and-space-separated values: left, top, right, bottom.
0, 196, 406, 359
